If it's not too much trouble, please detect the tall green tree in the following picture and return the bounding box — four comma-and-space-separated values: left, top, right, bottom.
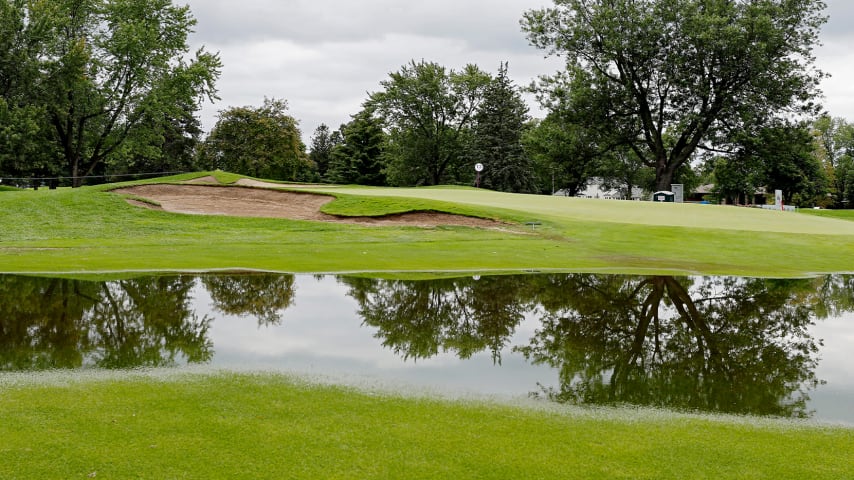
813, 115, 854, 208
710, 122, 825, 206
368, 60, 491, 186
308, 123, 342, 181
470, 63, 535, 193
751, 123, 826, 206
0, 0, 221, 186
523, 113, 602, 196
523, 0, 827, 191
198, 98, 313, 181
326, 108, 386, 185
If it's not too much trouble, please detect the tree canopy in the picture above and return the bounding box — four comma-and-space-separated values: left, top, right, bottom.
523, 0, 827, 191
813, 115, 854, 208
0, 0, 220, 186
368, 60, 491, 186
198, 98, 312, 181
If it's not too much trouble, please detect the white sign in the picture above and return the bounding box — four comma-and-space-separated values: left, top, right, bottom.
474, 163, 484, 172
670, 184, 684, 203
775, 190, 783, 210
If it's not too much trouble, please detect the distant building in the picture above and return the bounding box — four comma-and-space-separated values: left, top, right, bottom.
687, 184, 768, 205
554, 178, 644, 201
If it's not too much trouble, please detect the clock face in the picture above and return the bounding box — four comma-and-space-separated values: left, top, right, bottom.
475, 163, 484, 172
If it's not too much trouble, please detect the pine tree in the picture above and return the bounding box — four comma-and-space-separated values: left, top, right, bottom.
471, 63, 535, 193
308, 124, 342, 180
326, 109, 386, 185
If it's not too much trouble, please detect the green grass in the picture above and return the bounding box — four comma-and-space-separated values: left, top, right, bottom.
0, 372, 850, 480
2, 172, 854, 277
801, 208, 854, 222
3, 174, 854, 477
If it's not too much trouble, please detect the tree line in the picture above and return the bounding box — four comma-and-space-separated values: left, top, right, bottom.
3, 0, 852, 207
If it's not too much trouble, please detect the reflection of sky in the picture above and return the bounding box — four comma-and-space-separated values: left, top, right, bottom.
197, 275, 853, 425
200, 276, 558, 398
808, 311, 854, 424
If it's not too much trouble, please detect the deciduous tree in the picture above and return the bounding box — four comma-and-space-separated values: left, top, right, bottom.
368, 60, 491, 186
0, 0, 221, 186
198, 98, 312, 181
813, 115, 854, 208
523, 0, 827, 191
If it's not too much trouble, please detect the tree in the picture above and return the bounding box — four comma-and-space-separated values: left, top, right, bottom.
326, 108, 387, 185
813, 115, 854, 208
750, 123, 826, 206
596, 148, 652, 200
308, 123, 342, 181
198, 98, 313, 181
368, 60, 491, 186
469, 63, 535, 193
523, 0, 827, 191
709, 122, 826, 206
110, 101, 205, 176
0, 0, 221, 186
523, 113, 602, 196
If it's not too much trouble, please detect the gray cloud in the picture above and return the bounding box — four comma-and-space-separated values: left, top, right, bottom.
185, 0, 854, 142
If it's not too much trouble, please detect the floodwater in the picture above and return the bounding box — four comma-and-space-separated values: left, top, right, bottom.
1, 273, 852, 424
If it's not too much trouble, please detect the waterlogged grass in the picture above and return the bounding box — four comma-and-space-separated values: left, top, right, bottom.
0, 372, 850, 479
1, 172, 854, 276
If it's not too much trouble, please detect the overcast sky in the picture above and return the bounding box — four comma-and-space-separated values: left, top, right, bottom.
182, 0, 854, 145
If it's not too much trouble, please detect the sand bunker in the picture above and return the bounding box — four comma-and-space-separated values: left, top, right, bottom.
114, 184, 502, 228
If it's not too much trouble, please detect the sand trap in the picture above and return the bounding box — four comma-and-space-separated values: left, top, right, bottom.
114, 184, 502, 228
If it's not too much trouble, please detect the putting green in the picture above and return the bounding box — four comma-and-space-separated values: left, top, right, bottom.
323, 187, 854, 235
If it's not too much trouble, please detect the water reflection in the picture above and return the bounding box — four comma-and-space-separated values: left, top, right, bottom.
1, 272, 851, 421
342, 276, 532, 363
203, 274, 295, 326
0, 276, 211, 370
518, 275, 823, 418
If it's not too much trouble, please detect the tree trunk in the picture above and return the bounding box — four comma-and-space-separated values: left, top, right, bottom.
655, 161, 677, 191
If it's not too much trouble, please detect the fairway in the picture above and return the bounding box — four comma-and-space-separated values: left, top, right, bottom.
2, 172, 854, 277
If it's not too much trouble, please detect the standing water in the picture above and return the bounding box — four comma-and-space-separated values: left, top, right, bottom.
1, 273, 852, 424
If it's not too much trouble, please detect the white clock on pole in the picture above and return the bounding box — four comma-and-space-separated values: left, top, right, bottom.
474, 163, 484, 172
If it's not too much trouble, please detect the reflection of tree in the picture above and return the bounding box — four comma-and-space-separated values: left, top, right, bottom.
0, 277, 99, 370
814, 275, 854, 317
89, 277, 212, 368
518, 275, 826, 418
202, 274, 296, 326
341, 276, 532, 363
0, 275, 212, 370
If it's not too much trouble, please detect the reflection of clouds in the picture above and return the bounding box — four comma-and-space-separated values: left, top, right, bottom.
204, 276, 557, 395
207, 276, 387, 361
811, 311, 854, 384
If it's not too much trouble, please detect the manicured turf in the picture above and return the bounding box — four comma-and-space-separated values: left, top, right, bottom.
1, 172, 854, 277
3, 173, 854, 477
1, 372, 850, 480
